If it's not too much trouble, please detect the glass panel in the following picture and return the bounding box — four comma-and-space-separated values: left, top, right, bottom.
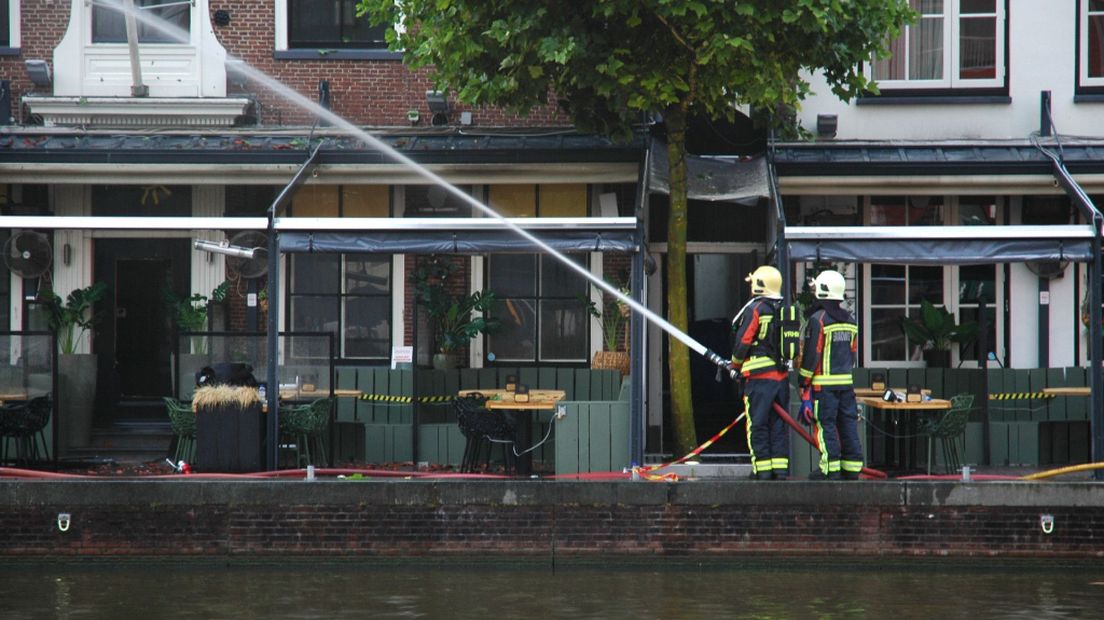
541, 254, 586, 298
959, 17, 996, 79
292, 185, 339, 217
1090, 14, 1104, 78
540, 300, 587, 361
488, 185, 536, 217
291, 254, 340, 295
0, 1, 9, 47
871, 265, 905, 305
342, 185, 389, 217
539, 184, 587, 217
871, 308, 907, 361
344, 297, 390, 358
910, 266, 944, 305
345, 256, 389, 295
93, 0, 191, 44
960, 0, 994, 13
908, 195, 944, 225
488, 255, 536, 297
960, 197, 997, 225
869, 196, 907, 225
873, 34, 907, 81
1091, 0, 1104, 10
487, 299, 536, 362
288, 0, 386, 49
290, 295, 339, 335
959, 264, 995, 304
404, 185, 472, 217
959, 306, 995, 362
909, 14, 944, 80
915, 0, 943, 12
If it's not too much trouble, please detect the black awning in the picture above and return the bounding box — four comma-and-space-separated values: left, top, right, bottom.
648, 139, 769, 205
785, 225, 1094, 264
281, 230, 637, 254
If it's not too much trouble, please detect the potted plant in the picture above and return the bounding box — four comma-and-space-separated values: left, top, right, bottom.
412, 256, 500, 369
582, 280, 631, 376
164, 289, 210, 354
38, 282, 108, 451
898, 298, 978, 367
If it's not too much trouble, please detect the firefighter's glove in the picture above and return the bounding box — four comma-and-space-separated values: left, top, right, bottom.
799, 387, 815, 426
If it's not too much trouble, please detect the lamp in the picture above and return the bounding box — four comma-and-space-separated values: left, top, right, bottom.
193, 239, 255, 259
816, 113, 837, 139
24, 60, 51, 90
426, 90, 449, 126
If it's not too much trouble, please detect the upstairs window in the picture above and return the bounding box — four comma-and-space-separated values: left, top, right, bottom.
92, 0, 191, 44
288, 0, 385, 49
870, 0, 1005, 91
0, 0, 20, 49
1082, 0, 1104, 89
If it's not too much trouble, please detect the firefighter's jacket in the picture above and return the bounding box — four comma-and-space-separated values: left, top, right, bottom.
798, 306, 858, 388
731, 296, 787, 381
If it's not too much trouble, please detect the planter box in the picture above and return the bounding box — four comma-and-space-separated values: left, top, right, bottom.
195, 400, 264, 473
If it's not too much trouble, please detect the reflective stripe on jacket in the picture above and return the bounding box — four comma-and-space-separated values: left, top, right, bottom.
731, 297, 785, 379
798, 308, 858, 387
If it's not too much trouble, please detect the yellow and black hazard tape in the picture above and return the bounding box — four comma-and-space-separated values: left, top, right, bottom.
633, 411, 748, 481
358, 394, 455, 404
988, 392, 1056, 401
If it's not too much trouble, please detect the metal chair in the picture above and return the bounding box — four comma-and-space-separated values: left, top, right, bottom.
1, 396, 51, 465
279, 397, 333, 468
454, 393, 516, 473
163, 397, 196, 465
922, 393, 974, 474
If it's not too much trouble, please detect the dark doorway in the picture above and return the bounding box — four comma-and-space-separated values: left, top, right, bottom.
93, 238, 190, 420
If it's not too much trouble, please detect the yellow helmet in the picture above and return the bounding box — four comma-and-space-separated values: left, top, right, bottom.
813, 269, 846, 301
746, 265, 782, 297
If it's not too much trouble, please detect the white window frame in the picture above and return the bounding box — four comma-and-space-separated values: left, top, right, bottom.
1081, 0, 1104, 88
861, 196, 1005, 368
2, 0, 21, 49
870, 0, 1005, 90
274, 0, 397, 52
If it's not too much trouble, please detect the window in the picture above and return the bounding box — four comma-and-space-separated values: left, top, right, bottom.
275, 0, 395, 57
871, 0, 1005, 91
404, 185, 472, 217
289, 254, 393, 360
92, 0, 190, 44
0, 0, 19, 49
486, 254, 589, 364
1081, 0, 1104, 88
487, 184, 588, 217
863, 195, 1004, 365
288, 0, 384, 49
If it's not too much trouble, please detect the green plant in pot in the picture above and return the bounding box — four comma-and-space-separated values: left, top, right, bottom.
38, 282, 108, 451
39, 282, 109, 354
412, 256, 500, 369
898, 298, 978, 367
164, 289, 210, 354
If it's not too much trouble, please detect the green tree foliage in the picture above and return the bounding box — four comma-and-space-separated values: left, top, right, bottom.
358, 0, 912, 454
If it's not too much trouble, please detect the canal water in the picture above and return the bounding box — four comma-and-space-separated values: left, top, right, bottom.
2, 558, 1102, 618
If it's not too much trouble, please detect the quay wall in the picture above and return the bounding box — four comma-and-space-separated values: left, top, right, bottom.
1, 481, 1102, 558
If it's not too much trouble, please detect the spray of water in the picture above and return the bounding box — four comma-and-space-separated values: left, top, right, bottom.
95, 0, 730, 368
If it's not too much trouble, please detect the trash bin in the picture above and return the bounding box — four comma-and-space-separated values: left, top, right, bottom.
194, 385, 264, 472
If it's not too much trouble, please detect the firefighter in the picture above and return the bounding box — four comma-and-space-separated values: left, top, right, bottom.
798, 269, 862, 480
731, 265, 790, 480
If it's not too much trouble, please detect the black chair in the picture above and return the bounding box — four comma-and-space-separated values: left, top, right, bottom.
279, 397, 333, 468
163, 397, 196, 465
1, 396, 51, 465
455, 393, 516, 473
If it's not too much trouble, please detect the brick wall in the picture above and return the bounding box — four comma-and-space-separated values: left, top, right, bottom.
0, 3, 568, 127
2, 481, 1101, 558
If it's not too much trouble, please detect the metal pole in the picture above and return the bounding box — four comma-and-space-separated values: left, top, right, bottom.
123, 0, 148, 97
265, 228, 279, 470
630, 142, 651, 467
977, 294, 990, 466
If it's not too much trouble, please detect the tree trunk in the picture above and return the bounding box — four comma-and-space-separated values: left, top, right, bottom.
664, 105, 696, 456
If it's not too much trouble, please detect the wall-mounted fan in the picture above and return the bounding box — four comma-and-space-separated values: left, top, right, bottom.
3, 231, 52, 279
1026, 259, 1068, 280
225, 230, 269, 279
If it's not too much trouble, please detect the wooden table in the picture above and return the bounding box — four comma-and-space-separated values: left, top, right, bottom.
1041, 387, 1091, 397
278, 388, 363, 401
854, 387, 932, 398
0, 391, 28, 405
458, 389, 565, 475
858, 396, 952, 472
